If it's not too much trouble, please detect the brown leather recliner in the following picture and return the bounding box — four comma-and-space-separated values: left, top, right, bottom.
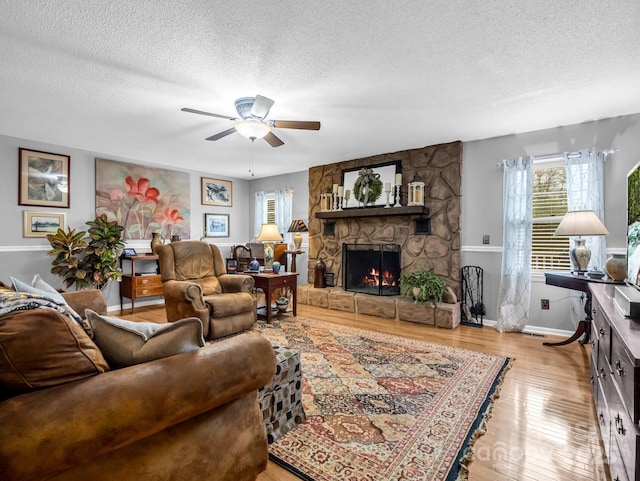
156, 241, 257, 339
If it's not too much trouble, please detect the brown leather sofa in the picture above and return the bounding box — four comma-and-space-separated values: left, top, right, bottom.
157, 241, 257, 340
0, 289, 276, 481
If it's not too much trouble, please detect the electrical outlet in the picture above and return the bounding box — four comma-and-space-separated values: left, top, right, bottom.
541, 299, 550, 310
482, 234, 490, 245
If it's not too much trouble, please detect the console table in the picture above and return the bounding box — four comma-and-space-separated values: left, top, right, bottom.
248, 271, 298, 323
544, 272, 622, 347
589, 283, 640, 481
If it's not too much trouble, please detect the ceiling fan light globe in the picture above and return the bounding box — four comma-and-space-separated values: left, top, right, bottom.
234, 119, 271, 140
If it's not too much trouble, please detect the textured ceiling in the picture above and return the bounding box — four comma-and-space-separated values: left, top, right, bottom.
1, 1, 639, 179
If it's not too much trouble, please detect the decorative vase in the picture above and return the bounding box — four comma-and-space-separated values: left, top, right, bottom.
275, 296, 289, 312
248, 257, 260, 271
272, 261, 281, 274
150, 232, 164, 254
605, 254, 627, 281
314, 258, 326, 288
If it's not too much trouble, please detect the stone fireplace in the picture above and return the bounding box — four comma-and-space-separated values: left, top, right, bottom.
342, 243, 401, 296
307, 141, 462, 296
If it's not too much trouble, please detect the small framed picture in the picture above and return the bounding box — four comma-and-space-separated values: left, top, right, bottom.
23, 211, 66, 238
123, 248, 137, 257
201, 177, 232, 207
19, 148, 70, 208
204, 213, 230, 237
226, 258, 238, 274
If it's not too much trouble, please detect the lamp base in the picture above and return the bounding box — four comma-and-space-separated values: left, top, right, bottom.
293, 232, 302, 251
570, 238, 591, 273
263, 241, 275, 271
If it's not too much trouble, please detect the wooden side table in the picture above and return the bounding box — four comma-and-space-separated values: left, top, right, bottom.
544, 271, 623, 347
284, 250, 304, 273
120, 254, 163, 313
248, 271, 298, 323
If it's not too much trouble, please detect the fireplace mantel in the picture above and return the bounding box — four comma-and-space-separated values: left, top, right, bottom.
315, 205, 429, 220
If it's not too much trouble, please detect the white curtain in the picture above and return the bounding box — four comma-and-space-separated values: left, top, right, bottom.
496, 156, 533, 333
254, 191, 267, 239
275, 188, 293, 240
565, 148, 608, 325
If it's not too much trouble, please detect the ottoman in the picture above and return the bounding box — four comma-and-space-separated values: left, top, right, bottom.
258, 344, 306, 443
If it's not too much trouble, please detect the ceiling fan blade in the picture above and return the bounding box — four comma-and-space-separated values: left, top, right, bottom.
181, 107, 236, 121
206, 127, 237, 141
264, 131, 284, 147
272, 120, 321, 130
250, 95, 275, 119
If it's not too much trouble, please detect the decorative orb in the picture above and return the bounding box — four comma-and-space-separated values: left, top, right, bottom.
248, 258, 260, 271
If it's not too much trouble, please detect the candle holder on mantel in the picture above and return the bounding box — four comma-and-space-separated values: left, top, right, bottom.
407, 174, 425, 206
320, 192, 334, 212
394, 184, 402, 207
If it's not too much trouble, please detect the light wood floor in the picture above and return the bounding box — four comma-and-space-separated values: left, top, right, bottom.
125, 304, 610, 481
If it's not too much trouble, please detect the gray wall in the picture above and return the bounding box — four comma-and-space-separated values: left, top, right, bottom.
0, 133, 252, 309
3, 111, 640, 329
462, 113, 640, 332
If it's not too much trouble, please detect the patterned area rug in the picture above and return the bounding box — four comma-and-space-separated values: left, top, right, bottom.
258, 317, 511, 481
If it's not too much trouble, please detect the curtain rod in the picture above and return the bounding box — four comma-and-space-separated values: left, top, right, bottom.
494, 148, 619, 167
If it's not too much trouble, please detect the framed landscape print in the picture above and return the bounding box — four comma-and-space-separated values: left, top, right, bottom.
204, 213, 230, 237
23, 211, 66, 238
202, 177, 232, 206
19, 148, 70, 208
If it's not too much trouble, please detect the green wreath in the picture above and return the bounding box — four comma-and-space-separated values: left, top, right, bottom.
353, 178, 383, 204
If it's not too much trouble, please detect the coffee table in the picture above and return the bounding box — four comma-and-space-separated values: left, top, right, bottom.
247, 271, 298, 323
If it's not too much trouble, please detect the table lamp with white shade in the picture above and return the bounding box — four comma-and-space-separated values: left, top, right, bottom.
256, 223, 283, 271
554, 210, 609, 273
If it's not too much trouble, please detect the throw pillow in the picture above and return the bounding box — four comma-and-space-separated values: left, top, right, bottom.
85, 310, 205, 369
10, 275, 73, 309
31, 274, 67, 304
0, 309, 109, 400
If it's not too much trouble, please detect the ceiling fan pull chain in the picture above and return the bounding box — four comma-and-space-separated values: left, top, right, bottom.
249, 141, 255, 177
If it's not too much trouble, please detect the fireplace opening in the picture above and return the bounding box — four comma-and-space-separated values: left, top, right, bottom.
342, 244, 401, 296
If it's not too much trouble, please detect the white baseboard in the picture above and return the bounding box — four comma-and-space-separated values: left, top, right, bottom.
482, 319, 574, 339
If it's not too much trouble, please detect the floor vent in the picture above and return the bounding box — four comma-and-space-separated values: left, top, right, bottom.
521, 332, 546, 338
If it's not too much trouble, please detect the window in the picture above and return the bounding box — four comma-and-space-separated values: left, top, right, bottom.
531, 162, 570, 271
266, 194, 276, 224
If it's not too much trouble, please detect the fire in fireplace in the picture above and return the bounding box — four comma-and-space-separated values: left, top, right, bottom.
342, 244, 401, 296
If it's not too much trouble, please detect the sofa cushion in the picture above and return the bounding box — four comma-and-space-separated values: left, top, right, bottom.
86, 310, 205, 368
204, 291, 254, 318
0, 309, 109, 400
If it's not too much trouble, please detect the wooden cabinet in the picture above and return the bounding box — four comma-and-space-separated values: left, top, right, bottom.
120, 254, 163, 313
590, 283, 640, 481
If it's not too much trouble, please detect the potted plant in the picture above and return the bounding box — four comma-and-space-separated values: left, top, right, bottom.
47, 214, 125, 290
399, 268, 446, 304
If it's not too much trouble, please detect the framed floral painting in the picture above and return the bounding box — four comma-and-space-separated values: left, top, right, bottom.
95, 158, 190, 240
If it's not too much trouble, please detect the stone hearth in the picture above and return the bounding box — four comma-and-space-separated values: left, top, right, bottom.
298, 285, 460, 329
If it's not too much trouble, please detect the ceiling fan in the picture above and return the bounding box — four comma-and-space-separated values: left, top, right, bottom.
181, 95, 320, 147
